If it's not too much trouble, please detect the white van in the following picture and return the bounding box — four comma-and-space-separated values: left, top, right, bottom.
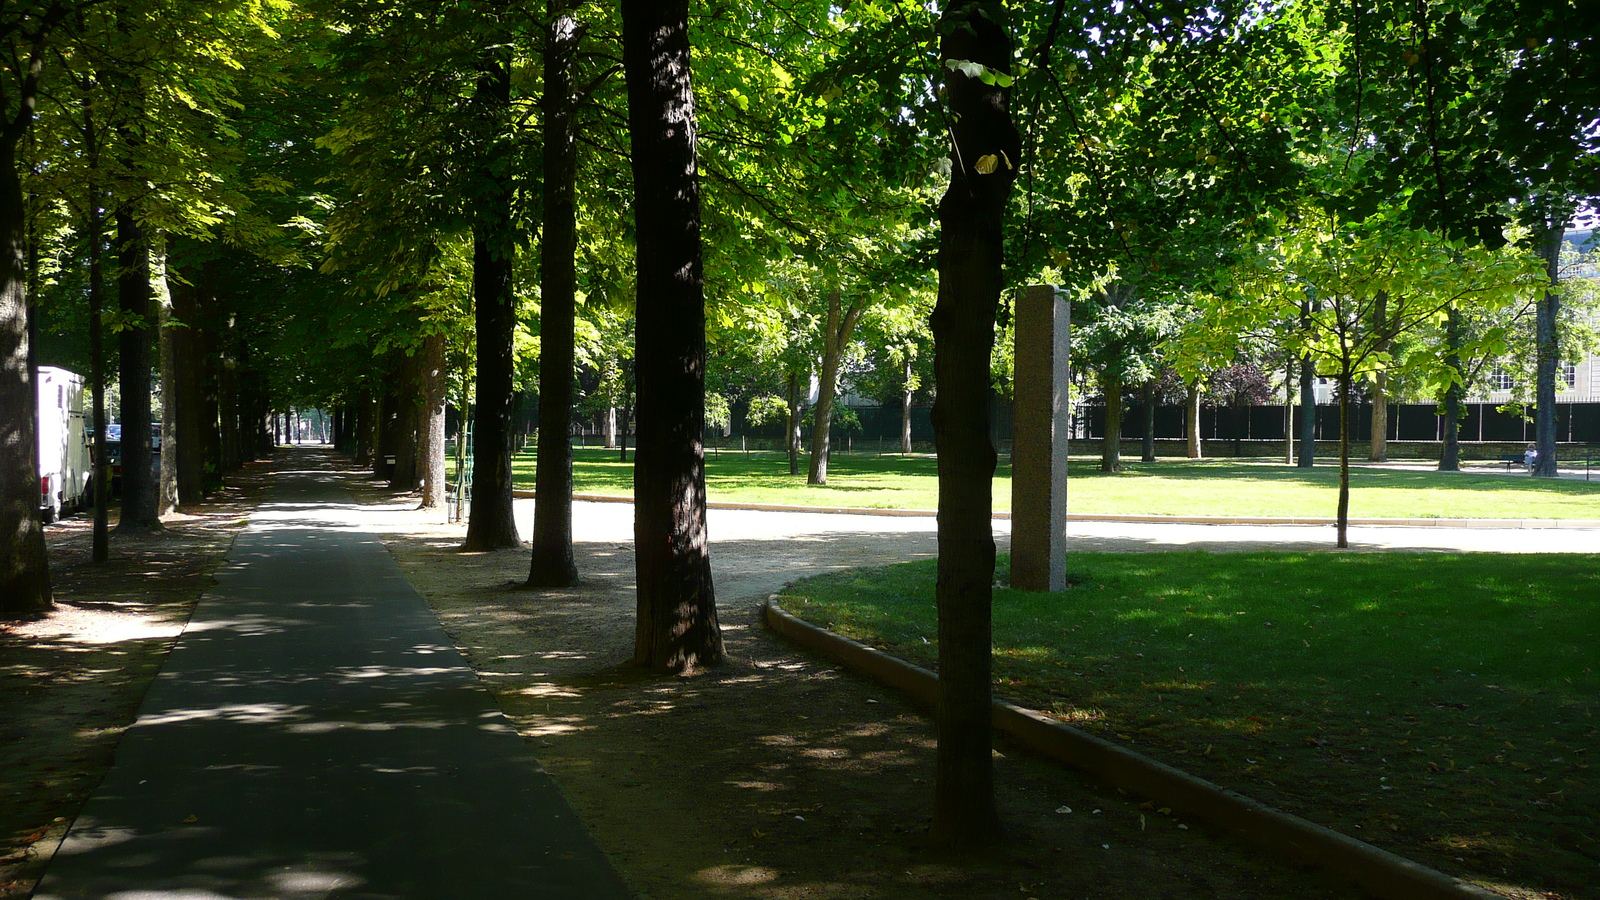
38, 366, 91, 522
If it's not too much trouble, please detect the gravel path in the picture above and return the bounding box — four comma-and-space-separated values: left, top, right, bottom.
510, 501, 1599, 611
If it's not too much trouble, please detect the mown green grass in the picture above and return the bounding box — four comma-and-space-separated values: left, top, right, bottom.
776, 552, 1600, 897
509, 448, 1600, 520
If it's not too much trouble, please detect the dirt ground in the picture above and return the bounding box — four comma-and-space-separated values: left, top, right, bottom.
0, 465, 266, 898
0, 451, 1451, 899
355, 484, 1374, 900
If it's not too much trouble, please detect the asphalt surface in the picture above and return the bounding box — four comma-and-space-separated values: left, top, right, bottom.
37, 459, 631, 900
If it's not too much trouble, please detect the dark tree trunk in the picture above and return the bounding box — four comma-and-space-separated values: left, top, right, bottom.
1437, 306, 1463, 472
529, 3, 581, 587
1185, 383, 1202, 459
84, 121, 111, 561
1297, 353, 1317, 469
1283, 362, 1294, 464
154, 238, 179, 515
786, 368, 802, 475
808, 290, 864, 486
927, 1, 1016, 848
622, 0, 722, 672
115, 208, 160, 532
1533, 224, 1562, 478
1368, 291, 1390, 463
219, 349, 240, 473
1337, 368, 1352, 549
901, 357, 914, 454
1369, 371, 1389, 463
354, 388, 373, 466
462, 59, 523, 551
1140, 381, 1156, 463
172, 256, 209, 505
418, 333, 448, 509
1100, 368, 1122, 473
1, 135, 51, 615
391, 352, 419, 491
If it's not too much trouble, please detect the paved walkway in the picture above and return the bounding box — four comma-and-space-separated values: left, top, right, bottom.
38, 459, 630, 900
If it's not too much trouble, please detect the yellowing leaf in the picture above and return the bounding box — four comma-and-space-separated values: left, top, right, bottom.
974, 154, 999, 175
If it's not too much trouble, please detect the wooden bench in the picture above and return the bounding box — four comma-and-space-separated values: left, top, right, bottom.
1499, 454, 1525, 471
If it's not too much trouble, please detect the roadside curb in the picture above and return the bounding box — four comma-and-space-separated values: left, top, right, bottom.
762, 598, 1500, 900
528, 492, 1600, 530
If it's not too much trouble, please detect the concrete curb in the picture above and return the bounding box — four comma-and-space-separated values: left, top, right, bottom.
521, 492, 1600, 530
762, 598, 1500, 900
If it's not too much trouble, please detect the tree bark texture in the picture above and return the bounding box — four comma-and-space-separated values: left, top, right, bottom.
786, 369, 802, 475
808, 289, 864, 486
1297, 352, 1316, 468
1337, 371, 1352, 549
462, 59, 523, 551
1100, 368, 1122, 473
1369, 371, 1389, 463
1185, 384, 1202, 459
154, 239, 179, 516
84, 135, 110, 561
417, 333, 448, 509
1533, 225, 1561, 478
115, 208, 160, 531
529, 3, 582, 587
0, 138, 51, 615
1140, 382, 1156, 463
622, 0, 722, 671
1368, 291, 1390, 463
928, 1, 1016, 847
901, 357, 914, 454
1437, 306, 1463, 472
390, 352, 419, 491
171, 255, 207, 506
1283, 363, 1294, 465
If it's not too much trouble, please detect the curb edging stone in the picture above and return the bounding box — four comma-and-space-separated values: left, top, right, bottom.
762, 598, 1500, 900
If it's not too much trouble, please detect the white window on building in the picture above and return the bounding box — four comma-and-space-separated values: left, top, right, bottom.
1488, 368, 1515, 392
1561, 361, 1577, 389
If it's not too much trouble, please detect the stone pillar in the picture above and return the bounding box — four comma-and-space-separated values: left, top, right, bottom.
1010, 284, 1070, 592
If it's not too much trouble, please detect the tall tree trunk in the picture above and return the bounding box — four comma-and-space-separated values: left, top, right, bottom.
622, 0, 722, 672
154, 237, 179, 516
1368, 290, 1390, 463
1337, 368, 1352, 549
1369, 371, 1389, 463
171, 254, 207, 506
84, 123, 111, 561
219, 353, 240, 473
1100, 368, 1122, 473
418, 333, 448, 509
462, 59, 523, 551
1533, 224, 1562, 478
785, 368, 802, 475
901, 356, 914, 454
1, 136, 51, 615
1437, 305, 1463, 472
1185, 382, 1202, 459
391, 352, 419, 491
808, 289, 864, 486
927, 2, 1016, 848
1298, 352, 1317, 469
529, 3, 581, 587
115, 209, 160, 532
1283, 361, 1294, 465
1140, 381, 1156, 463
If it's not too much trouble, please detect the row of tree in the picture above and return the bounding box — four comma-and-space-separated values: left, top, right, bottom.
3, 0, 1596, 844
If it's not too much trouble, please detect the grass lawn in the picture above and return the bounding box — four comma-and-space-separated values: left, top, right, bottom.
509, 448, 1600, 520
774, 552, 1600, 898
